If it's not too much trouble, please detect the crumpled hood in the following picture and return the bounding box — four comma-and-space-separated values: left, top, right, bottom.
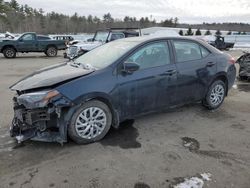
74, 41, 103, 51
10, 63, 94, 91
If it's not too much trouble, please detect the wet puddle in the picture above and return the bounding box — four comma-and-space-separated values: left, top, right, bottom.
101, 120, 141, 149
134, 182, 151, 188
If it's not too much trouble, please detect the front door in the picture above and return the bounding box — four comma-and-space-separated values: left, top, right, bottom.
117, 41, 177, 119
17, 33, 37, 52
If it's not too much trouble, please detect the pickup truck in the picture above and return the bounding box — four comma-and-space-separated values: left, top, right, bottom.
0, 32, 66, 58
65, 28, 140, 59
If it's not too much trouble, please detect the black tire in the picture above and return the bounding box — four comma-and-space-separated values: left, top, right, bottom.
3, 47, 16, 58
68, 100, 112, 144
45, 46, 57, 57
202, 80, 226, 110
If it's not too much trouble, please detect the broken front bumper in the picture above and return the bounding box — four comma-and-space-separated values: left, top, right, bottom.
10, 95, 72, 144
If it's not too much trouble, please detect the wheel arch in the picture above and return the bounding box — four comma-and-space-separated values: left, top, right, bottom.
1, 45, 17, 53
46, 44, 57, 51
210, 73, 229, 95
64, 92, 120, 132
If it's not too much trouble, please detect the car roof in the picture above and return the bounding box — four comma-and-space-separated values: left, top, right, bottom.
117, 35, 221, 54
119, 35, 195, 42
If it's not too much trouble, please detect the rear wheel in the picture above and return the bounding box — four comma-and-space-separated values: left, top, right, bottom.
46, 46, 57, 57
3, 47, 16, 58
68, 100, 112, 144
203, 80, 226, 110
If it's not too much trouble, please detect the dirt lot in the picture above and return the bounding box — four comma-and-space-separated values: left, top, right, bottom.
0, 51, 250, 188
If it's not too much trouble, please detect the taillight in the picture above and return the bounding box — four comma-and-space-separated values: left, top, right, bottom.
228, 57, 235, 64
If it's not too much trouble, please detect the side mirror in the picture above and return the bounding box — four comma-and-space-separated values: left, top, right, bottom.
19, 38, 23, 42
122, 62, 140, 74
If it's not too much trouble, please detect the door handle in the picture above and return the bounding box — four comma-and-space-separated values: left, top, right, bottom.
163, 69, 177, 76
206, 62, 216, 67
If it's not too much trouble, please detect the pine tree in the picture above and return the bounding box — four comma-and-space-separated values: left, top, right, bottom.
179, 30, 183, 36
195, 29, 201, 35
215, 30, 222, 36
186, 28, 193, 36
205, 30, 211, 35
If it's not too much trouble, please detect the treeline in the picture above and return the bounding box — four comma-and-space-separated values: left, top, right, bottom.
0, 0, 178, 34
179, 22, 250, 33
1, 0, 250, 35
178, 28, 248, 36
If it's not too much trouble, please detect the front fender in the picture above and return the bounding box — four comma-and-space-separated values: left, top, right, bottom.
61, 92, 120, 140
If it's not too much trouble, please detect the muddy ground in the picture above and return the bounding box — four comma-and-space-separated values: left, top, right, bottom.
0, 50, 249, 188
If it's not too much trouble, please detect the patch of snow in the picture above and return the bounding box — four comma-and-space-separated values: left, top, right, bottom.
183, 142, 192, 147
232, 84, 238, 89
200, 173, 212, 181
174, 173, 212, 188
174, 177, 204, 188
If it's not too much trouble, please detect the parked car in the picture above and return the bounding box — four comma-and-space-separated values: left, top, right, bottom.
236, 52, 250, 81
10, 36, 236, 144
0, 32, 66, 58
65, 28, 140, 59
52, 35, 74, 42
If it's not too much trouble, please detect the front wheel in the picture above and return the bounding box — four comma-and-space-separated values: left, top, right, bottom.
3, 47, 16, 58
68, 100, 112, 144
203, 80, 226, 110
46, 46, 57, 57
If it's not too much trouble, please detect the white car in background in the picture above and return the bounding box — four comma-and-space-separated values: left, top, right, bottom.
65, 28, 140, 59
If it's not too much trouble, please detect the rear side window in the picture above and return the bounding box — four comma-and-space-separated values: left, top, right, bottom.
173, 41, 202, 62
37, 36, 50, 40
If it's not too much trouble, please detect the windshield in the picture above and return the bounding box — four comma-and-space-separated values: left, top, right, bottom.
93, 31, 109, 42
74, 40, 139, 69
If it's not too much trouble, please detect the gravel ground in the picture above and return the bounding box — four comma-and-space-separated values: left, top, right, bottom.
0, 50, 250, 188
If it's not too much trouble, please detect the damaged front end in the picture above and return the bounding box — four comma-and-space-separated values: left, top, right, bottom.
237, 53, 250, 80
10, 90, 73, 144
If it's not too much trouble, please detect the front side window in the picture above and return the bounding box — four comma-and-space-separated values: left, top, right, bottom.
173, 40, 202, 62
21, 34, 34, 41
93, 31, 109, 42
126, 42, 170, 70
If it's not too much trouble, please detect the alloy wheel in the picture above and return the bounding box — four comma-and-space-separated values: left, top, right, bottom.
209, 84, 225, 106
75, 107, 107, 139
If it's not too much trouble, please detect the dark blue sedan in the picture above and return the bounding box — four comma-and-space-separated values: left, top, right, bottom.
10, 36, 236, 144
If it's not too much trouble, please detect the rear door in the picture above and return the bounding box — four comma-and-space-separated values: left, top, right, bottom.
171, 39, 217, 104
17, 33, 38, 52
117, 41, 177, 119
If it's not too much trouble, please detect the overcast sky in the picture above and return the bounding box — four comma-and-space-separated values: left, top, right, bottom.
15, 0, 250, 23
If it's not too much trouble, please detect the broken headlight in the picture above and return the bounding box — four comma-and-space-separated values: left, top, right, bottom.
17, 90, 60, 109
